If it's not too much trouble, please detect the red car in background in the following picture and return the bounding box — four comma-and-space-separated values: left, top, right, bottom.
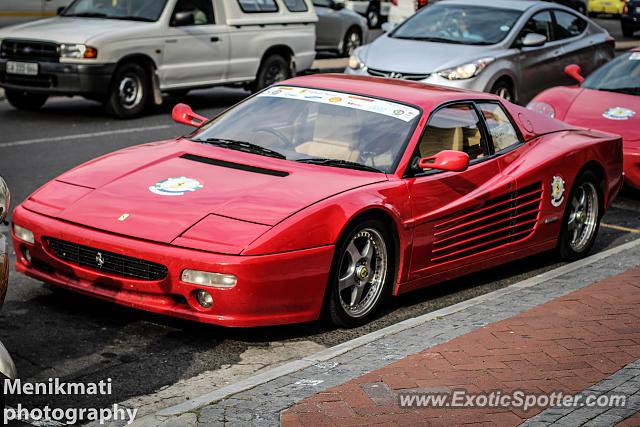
529, 49, 640, 190
12, 75, 622, 328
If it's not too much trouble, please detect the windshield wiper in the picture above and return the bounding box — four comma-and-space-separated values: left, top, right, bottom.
62, 12, 108, 18
599, 87, 640, 96
296, 158, 384, 173
194, 138, 286, 159
109, 16, 155, 22
392, 36, 463, 44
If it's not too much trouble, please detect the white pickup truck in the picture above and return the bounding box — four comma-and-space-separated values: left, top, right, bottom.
0, 0, 317, 118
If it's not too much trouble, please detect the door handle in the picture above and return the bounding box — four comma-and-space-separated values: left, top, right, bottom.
210, 37, 220, 42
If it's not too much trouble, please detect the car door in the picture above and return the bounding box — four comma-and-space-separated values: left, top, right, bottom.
161, 0, 230, 88
551, 9, 595, 80
405, 102, 515, 282
513, 10, 566, 103
313, 0, 344, 50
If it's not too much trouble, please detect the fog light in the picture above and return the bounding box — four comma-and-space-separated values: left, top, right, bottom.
21, 246, 31, 263
13, 224, 34, 244
181, 270, 237, 288
196, 290, 213, 308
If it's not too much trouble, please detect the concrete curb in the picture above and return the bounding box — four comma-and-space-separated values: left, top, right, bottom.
154, 237, 640, 417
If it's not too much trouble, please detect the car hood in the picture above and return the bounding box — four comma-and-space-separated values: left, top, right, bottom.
360, 35, 500, 73
24, 140, 386, 250
0, 17, 152, 44
563, 88, 640, 143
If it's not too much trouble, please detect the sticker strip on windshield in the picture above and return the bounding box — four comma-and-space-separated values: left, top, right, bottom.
259, 86, 420, 122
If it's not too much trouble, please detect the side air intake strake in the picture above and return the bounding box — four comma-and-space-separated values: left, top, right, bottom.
431, 182, 544, 264
180, 154, 289, 177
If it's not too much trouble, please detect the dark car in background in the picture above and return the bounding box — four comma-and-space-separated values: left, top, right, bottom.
622, 0, 640, 37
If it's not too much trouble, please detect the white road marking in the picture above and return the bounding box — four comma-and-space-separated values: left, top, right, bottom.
0, 125, 173, 149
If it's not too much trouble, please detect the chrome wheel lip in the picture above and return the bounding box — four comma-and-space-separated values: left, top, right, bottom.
337, 228, 388, 318
567, 181, 599, 253
118, 74, 143, 110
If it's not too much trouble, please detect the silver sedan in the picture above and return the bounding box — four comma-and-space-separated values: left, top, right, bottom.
346, 0, 614, 104
314, 0, 369, 56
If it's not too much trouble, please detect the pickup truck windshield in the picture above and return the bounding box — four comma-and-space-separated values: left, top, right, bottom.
62, 0, 168, 22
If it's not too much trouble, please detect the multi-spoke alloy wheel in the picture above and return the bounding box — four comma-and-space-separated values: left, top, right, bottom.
558, 171, 602, 261
342, 29, 362, 57
328, 220, 392, 327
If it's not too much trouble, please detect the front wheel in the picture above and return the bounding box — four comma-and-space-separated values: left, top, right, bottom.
105, 62, 150, 119
251, 54, 290, 93
5, 89, 48, 110
491, 80, 514, 103
342, 28, 362, 57
327, 219, 393, 327
557, 171, 603, 261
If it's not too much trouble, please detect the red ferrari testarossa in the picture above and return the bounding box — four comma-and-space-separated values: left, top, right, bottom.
529, 48, 640, 190
12, 75, 623, 327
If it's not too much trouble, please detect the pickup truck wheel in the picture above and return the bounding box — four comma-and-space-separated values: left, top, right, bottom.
252, 54, 290, 93
5, 89, 48, 111
105, 63, 149, 119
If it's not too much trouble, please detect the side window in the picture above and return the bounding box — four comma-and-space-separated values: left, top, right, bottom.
553, 11, 587, 39
417, 104, 488, 163
237, 0, 279, 13
477, 103, 521, 152
171, 0, 214, 26
284, 0, 308, 11
312, 0, 331, 7
519, 11, 553, 42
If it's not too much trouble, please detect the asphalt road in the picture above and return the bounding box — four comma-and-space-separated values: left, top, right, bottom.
0, 16, 638, 424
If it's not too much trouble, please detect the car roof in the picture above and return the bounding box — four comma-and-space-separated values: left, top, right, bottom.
279, 74, 500, 111
436, 0, 540, 11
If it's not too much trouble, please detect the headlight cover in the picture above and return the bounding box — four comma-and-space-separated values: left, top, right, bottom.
438, 57, 495, 80
0, 177, 8, 223
348, 53, 366, 70
13, 224, 34, 245
527, 101, 556, 118
181, 270, 237, 288
59, 44, 98, 59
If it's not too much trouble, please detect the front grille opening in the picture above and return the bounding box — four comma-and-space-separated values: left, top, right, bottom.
46, 238, 168, 281
1, 39, 59, 62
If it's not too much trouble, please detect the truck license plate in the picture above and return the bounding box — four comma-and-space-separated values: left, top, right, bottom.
6, 61, 38, 76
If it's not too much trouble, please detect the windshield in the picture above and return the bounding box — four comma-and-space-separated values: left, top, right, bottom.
192, 86, 421, 174
62, 0, 168, 21
390, 4, 522, 45
582, 51, 640, 96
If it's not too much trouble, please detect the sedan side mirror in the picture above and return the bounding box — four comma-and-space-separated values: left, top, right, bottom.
519, 33, 547, 48
419, 150, 470, 172
564, 64, 585, 84
172, 103, 208, 128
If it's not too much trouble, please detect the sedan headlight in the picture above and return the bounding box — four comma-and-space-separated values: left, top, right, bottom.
181, 269, 237, 288
438, 58, 495, 80
0, 177, 8, 223
348, 53, 366, 70
527, 101, 556, 118
13, 224, 34, 245
59, 44, 98, 59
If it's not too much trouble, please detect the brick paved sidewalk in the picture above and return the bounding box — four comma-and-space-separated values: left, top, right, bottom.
282, 268, 640, 426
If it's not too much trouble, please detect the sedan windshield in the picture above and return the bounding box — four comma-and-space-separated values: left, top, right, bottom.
192, 86, 421, 173
582, 51, 640, 96
390, 4, 522, 45
62, 0, 168, 21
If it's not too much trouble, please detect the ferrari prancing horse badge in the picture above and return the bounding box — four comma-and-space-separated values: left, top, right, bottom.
551, 176, 566, 207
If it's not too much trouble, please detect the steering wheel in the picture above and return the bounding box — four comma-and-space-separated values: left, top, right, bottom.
253, 128, 293, 148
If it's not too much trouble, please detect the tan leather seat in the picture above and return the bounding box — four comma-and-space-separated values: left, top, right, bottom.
295, 107, 361, 162
419, 127, 464, 158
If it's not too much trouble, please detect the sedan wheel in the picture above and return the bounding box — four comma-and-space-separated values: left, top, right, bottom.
492, 82, 513, 102
342, 29, 362, 57
327, 220, 392, 327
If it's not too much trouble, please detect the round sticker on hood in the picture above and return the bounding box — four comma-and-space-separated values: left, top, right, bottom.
603, 107, 636, 121
149, 177, 203, 196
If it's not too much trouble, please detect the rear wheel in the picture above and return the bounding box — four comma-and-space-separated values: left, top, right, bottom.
251, 54, 290, 93
327, 219, 393, 327
557, 171, 603, 261
342, 27, 362, 57
5, 89, 48, 110
105, 62, 150, 119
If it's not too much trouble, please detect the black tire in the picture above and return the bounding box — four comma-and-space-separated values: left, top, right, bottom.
105, 62, 150, 119
366, 5, 381, 29
557, 170, 603, 262
491, 79, 515, 103
622, 25, 635, 38
326, 219, 394, 328
5, 89, 48, 110
341, 27, 363, 57
251, 54, 291, 93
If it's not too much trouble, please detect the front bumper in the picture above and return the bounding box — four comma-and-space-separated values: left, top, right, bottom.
12, 205, 334, 327
623, 146, 640, 190
0, 60, 115, 96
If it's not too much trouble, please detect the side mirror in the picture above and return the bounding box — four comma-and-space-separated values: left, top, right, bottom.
519, 33, 547, 48
564, 64, 585, 84
172, 103, 208, 128
418, 150, 470, 172
57, 6, 66, 15
381, 22, 395, 33
331, 1, 346, 10
171, 11, 195, 26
